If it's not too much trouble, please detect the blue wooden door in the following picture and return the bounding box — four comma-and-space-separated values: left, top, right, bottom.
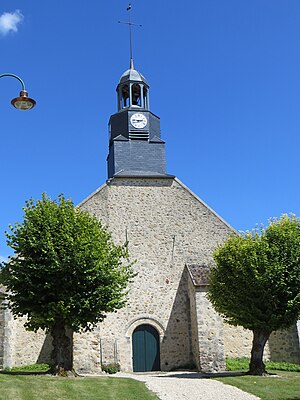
132, 324, 160, 372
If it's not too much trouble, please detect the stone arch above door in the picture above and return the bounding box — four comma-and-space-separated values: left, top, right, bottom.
125, 317, 165, 338
125, 317, 165, 372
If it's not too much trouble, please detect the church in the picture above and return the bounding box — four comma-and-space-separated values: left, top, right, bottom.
0, 59, 299, 373
76, 60, 233, 373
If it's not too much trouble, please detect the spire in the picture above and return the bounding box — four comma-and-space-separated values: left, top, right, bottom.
128, 4, 134, 69
130, 57, 134, 70
118, 3, 142, 70
108, 4, 167, 179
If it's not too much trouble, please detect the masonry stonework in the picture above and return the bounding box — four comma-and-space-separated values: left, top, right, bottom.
76, 176, 232, 372
1, 176, 299, 371
268, 324, 300, 364
0, 288, 5, 369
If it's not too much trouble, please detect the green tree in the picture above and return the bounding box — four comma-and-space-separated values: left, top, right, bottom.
0, 194, 134, 374
208, 214, 300, 375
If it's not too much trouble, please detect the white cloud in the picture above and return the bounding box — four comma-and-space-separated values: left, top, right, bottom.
0, 9, 24, 36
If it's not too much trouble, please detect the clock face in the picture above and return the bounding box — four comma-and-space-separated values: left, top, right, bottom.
130, 113, 148, 129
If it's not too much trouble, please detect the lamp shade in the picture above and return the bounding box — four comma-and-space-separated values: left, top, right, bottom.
11, 90, 36, 110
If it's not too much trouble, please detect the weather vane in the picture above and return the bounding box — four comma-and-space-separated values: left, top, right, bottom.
118, 3, 142, 69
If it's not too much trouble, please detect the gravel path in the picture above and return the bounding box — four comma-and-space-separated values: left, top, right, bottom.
116, 371, 260, 400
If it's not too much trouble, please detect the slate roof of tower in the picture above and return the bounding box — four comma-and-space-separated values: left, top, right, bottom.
119, 68, 148, 85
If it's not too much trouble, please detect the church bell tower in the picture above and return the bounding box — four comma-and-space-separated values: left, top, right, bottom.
107, 61, 166, 178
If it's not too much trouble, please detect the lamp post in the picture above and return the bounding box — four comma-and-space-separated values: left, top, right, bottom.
0, 73, 36, 110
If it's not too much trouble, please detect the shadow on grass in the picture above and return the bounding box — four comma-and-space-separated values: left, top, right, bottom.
0, 370, 50, 376
147, 370, 293, 379
141, 371, 249, 379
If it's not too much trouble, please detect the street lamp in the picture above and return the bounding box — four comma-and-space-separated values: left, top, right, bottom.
0, 73, 36, 110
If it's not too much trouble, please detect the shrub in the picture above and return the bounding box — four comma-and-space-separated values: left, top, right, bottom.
226, 357, 249, 371
101, 363, 120, 374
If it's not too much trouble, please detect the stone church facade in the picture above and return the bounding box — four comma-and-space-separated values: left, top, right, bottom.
76, 176, 231, 373
0, 62, 299, 373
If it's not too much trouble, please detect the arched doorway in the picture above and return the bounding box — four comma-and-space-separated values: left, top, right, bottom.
132, 324, 160, 372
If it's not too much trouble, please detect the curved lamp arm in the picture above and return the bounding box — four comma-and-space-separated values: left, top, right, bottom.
0, 73, 26, 90
0, 73, 36, 110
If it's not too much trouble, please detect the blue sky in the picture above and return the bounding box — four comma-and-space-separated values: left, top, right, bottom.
1, 0, 300, 259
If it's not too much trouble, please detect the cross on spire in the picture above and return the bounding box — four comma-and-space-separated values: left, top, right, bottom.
118, 3, 142, 69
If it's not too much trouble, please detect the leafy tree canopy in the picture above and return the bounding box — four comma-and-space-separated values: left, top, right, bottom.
1, 194, 134, 333
208, 214, 300, 374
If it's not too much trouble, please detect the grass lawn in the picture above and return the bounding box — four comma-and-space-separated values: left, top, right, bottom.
215, 371, 300, 400
0, 374, 159, 400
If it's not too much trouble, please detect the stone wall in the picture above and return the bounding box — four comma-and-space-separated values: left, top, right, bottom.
0, 285, 52, 370
188, 276, 225, 372
223, 324, 254, 359
73, 327, 102, 373
223, 321, 300, 364
269, 324, 300, 364
1, 312, 52, 369
188, 274, 200, 370
194, 287, 225, 372
3, 176, 299, 371
0, 291, 5, 369
78, 176, 232, 372
1, 308, 14, 369
10, 317, 52, 367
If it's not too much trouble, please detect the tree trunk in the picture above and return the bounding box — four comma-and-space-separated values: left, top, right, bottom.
249, 329, 271, 375
50, 320, 73, 375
